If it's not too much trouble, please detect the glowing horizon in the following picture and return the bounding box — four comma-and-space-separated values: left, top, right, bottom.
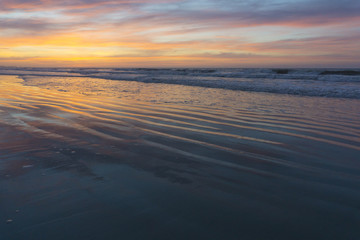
1, 0, 359, 68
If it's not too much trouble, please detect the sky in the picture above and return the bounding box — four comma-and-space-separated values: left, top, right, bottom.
0, 0, 359, 68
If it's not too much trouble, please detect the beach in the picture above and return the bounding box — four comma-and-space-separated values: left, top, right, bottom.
1, 69, 360, 239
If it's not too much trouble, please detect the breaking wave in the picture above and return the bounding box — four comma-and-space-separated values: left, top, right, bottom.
0, 67, 359, 98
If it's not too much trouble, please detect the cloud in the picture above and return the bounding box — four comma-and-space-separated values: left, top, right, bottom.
245, 34, 360, 55
2, 0, 359, 26
139, 0, 360, 28
1, 0, 359, 36
0, 0, 359, 67
0, 18, 52, 31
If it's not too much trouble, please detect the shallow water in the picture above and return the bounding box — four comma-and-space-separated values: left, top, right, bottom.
1, 75, 360, 240
2, 67, 360, 98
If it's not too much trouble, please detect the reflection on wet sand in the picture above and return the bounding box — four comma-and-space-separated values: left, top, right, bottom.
1, 75, 360, 240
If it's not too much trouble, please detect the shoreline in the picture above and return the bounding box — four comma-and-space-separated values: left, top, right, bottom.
1, 74, 360, 239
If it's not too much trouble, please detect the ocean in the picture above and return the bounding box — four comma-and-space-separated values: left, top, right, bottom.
0, 67, 359, 239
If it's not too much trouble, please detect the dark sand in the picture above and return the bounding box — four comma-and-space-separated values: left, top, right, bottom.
1, 75, 360, 239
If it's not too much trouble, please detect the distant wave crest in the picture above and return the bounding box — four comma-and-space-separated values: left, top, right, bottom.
1, 67, 359, 99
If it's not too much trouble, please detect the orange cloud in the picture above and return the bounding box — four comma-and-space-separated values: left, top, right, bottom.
1, 0, 359, 67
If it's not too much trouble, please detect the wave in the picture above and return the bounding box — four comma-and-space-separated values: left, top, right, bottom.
1, 67, 359, 98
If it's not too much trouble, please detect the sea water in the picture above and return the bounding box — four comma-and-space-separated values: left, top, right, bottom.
0, 68, 359, 240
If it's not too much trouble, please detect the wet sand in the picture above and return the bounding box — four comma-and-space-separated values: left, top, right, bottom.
1, 75, 360, 239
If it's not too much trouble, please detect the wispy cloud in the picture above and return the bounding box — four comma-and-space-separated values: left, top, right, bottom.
0, 0, 359, 67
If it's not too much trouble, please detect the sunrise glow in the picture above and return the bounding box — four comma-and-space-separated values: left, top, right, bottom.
1, 0, 359, 67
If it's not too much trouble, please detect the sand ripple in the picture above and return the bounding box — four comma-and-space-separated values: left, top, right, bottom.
0, 75, 359, 182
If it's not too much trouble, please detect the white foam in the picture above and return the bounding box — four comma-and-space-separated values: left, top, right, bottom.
1, 67, 359, 99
